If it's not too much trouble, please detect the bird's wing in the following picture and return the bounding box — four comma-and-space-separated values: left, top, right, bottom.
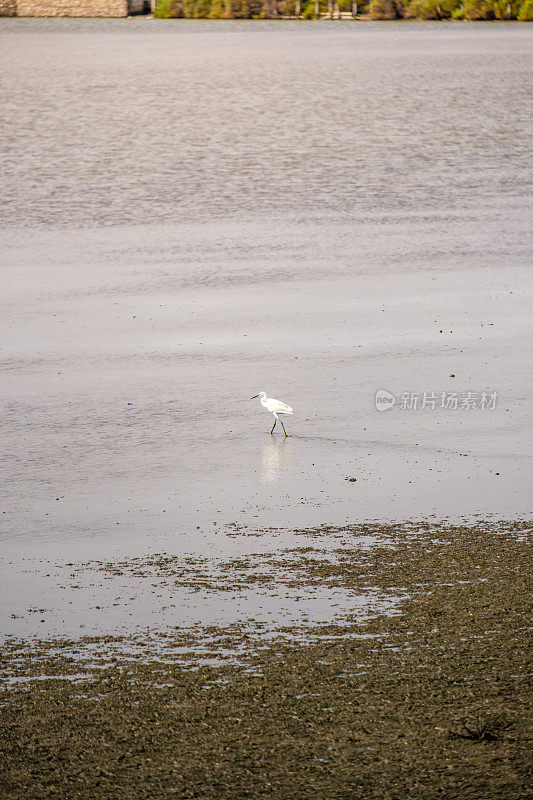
269, 399, 293, 414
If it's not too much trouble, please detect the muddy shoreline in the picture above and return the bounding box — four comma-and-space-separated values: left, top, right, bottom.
1, 521, 531, 799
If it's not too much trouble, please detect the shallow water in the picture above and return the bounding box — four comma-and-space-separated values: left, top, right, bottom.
0, 20, 532, 639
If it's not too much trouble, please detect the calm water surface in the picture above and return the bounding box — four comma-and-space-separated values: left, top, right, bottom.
1, 21, 532, 638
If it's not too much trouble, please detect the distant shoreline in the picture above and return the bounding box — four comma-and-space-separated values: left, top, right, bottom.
2, 0, 533, 21
2, 14, 532, 19
2, 14, 530, 18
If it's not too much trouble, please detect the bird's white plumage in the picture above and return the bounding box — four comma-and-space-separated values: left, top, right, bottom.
253, 391, 293, 415
263, 396, 293, 415
251, 391, 293, 435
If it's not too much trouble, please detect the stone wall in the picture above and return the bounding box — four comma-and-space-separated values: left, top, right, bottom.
1, 0, 154, 17
15, 0, 131, 15
0, 0, 17, 15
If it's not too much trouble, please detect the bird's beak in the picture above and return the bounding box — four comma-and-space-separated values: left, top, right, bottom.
250, 395, 259, 399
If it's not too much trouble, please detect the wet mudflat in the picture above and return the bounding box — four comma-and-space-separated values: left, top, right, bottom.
1, 20, 532, 799
1, 520, 531, 800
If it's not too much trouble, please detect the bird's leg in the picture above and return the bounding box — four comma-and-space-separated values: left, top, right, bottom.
280, 417, 288, 437
270, 416, 277, 435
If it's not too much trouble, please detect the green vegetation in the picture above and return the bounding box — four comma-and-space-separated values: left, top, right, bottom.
518, 0, 533, 17
154, 0, 174, 16
158, 0, 319, 14
373, 0, 529, 17
300, 0, 316, 15
405, 0, 459, 18
153, 0, 532, 15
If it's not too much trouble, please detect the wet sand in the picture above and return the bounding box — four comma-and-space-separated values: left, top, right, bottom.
2, 22, 532, 640
2, 210, 532, 640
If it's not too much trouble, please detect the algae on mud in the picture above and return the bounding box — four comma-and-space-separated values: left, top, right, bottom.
1, 521, 531, 800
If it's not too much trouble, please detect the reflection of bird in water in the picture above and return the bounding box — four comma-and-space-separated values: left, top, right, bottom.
251, 391, 294, 436
261, 437, 292, 484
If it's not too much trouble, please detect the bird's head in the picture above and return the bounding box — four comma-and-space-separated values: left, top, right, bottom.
251, 391, 266, 400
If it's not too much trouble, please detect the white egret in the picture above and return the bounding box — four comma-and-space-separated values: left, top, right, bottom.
251, 391, 293, 436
